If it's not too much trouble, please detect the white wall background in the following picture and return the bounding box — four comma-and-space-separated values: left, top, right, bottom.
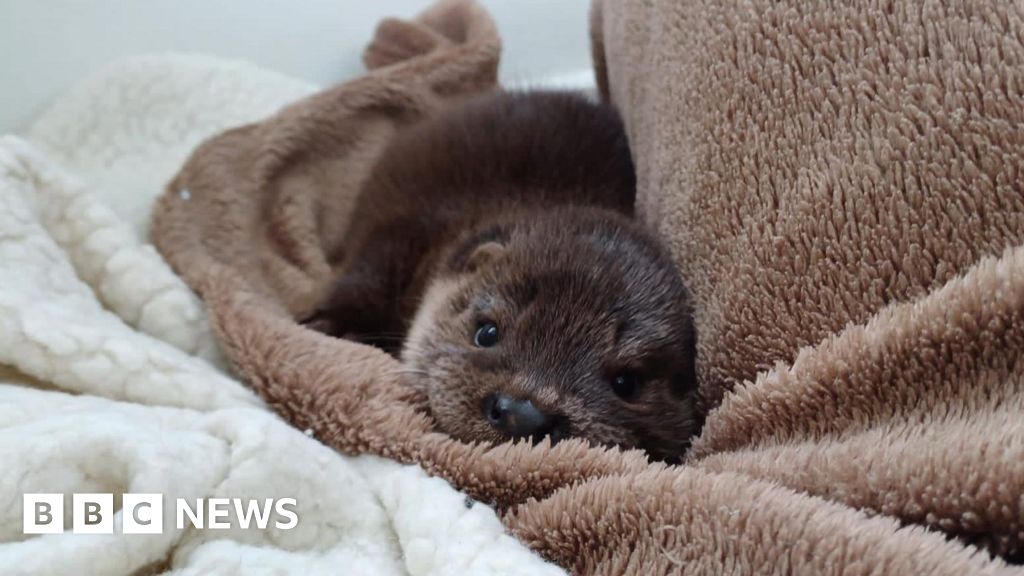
0, 0, 593, 133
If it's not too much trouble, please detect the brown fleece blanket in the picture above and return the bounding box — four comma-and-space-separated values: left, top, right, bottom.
152, 0, 1024, 573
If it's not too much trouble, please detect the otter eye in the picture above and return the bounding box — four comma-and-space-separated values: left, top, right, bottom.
610, 372, 641, 399
474, 322, 500, 347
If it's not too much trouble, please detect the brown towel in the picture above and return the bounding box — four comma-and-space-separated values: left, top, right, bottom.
152, 0, 1023, 573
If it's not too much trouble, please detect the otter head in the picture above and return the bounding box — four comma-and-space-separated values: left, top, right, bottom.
401, 208, 698, 462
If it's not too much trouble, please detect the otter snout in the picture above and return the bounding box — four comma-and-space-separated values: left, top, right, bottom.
483, 394, 566, 442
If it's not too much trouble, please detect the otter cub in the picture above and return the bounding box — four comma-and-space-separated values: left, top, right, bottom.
310, 91, 697, 461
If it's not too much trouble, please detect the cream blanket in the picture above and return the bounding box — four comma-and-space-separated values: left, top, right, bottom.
0, 54, 562, 576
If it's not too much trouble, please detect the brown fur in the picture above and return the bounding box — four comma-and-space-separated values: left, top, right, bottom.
310, 90, 698, 460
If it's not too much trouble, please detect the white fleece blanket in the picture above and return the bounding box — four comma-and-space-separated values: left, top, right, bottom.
0, 54, 565, 576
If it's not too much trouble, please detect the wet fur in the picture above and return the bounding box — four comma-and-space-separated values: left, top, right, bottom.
311, 91, 698, 461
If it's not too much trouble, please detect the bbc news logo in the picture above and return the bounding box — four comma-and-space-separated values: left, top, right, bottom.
24, 494, 298, 534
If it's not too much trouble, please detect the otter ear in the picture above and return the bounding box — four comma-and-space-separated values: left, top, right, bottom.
449, 224, 510, 273
464, 240, 506, 273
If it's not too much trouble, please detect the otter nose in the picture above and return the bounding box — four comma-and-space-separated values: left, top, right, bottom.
483, 394, 559, 440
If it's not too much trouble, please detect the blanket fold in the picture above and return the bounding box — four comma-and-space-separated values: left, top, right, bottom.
152, 0, 1024, 573
153, 0, 650, 515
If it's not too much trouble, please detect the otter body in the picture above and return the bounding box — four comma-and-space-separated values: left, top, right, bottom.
312, 91, 697, 460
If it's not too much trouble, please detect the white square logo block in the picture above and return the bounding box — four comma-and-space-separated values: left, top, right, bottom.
123, 494, 163, 534
73, 493, 113, 534
23, 494, 64, 534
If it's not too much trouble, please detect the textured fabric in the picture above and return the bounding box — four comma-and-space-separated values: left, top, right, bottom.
593, 0, 1024, 568
0, 53, 562, 576
151, 0, 1023, 573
